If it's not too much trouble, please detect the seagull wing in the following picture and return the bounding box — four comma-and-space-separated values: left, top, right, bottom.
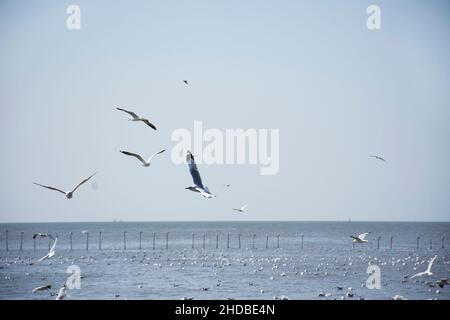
427, 255, 437, 272
33, 183, 66, 195
71, 172, 97, 194
140, 118, 157, 130
147, 149, 166, 163
186, 152, 204, 189
120, 151, 147, 165
358, 233, 369, 240
116, 107, 139, 119
350, 236, 360, 241
410, 271, 425, 279
241, 205, 247, 211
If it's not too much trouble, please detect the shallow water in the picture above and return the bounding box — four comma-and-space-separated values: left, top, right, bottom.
0, 221, 449, 300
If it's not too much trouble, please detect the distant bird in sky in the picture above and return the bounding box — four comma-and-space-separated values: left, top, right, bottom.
56, 285, 66, 300
350, 232, 370, 244
32, 284, 51, 293
410, 255, 437, 279
120, 149, 166, 167
38, 237, 57, 262
233, 205, 247, 213
369, 155, 386, 162
223, 184, 231, 188
185, 151, 215, 198
34, 173, 97, 199
183, 80, 189, 85
116, 107, 157, 130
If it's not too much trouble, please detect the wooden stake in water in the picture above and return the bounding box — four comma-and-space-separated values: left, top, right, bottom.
377, 236, 381, 250
252, 234, 256, 249
227, 234, 230, 249
416, 236, 420, 250
191, 232, 195, 249
202, 233, 206, 250
216, 234, 219, 249
139, 231, 143, 250
70, 232, 73, 251
301, 234, 304, 249
265, 234, 269, 249
165, 232, 169, 250
153, 232, 156, 250
99, 232, 102, 250
442, 236, 446, 249
20, 232, 24, 251
276, 234, 280, 249
86, 232, 89, 251
33, 236, 36, 251
238, 234, 241, 249
390, 236, 393, 249
5, 230, 8, 252
123, 231, 127, 250
429, 239, 432, 250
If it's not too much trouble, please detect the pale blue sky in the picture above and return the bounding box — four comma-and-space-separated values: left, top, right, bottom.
1, 0, 449, 222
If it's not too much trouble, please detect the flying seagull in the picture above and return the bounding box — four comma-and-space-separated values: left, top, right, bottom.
32, 284, 51, 293
56, 285, 66, 300
185, 151, 215, 198
120, 149, 166, 167
33, 172, 97, 199
38, 237, 58, 262
350, 232, 370, 244
369, 155, 386, 162
116, 107, 157, 130
183, 80, 189, 85
233, 205, 247, 213
410, 255, 437, 279
33, 233, 53, 240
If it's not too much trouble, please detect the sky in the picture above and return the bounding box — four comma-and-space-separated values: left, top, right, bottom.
0, 0, 449, 222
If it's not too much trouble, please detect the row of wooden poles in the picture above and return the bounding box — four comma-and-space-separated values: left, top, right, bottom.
352, 235, 447, 250
3, 231, 289, 251
2, 231, 447, 251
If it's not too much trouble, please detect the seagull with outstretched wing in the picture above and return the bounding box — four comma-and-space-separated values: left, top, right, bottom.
233, 205, 247, 213
410, 255, 437, 279
32, 284, 52, 293
120, 149, 165, 167
116, 107, 157, 130
34, 173, 97, 199
350, 232, 370, 244
185, 151, 215, 198
38, 237, 58, 262
370, 155, 386, 162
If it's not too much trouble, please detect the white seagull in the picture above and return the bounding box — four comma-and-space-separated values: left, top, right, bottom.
233, 205, 247, 213
116, 107, 157, 130
350, 232, 370, 244
38, 237, 58, 262
56, 285, 66, 300
185, 151, 215, 198
32, 284, 51, 293
120, 149, 166, 167
33, 172, 97, 199
410, 255, 437, 279
370, 155, 386, 162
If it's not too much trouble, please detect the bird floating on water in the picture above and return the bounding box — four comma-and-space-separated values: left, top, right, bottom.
56, 285, 66, 300
33, 173, 97, 199
185, 151, 215, 198
116, 107, 157, 130
120, 149, 165, 167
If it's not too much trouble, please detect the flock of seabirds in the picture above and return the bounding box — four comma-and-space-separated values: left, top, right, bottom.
4, 80, 447, 299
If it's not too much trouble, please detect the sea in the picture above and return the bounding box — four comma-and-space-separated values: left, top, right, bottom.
0, 221, 449, 300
